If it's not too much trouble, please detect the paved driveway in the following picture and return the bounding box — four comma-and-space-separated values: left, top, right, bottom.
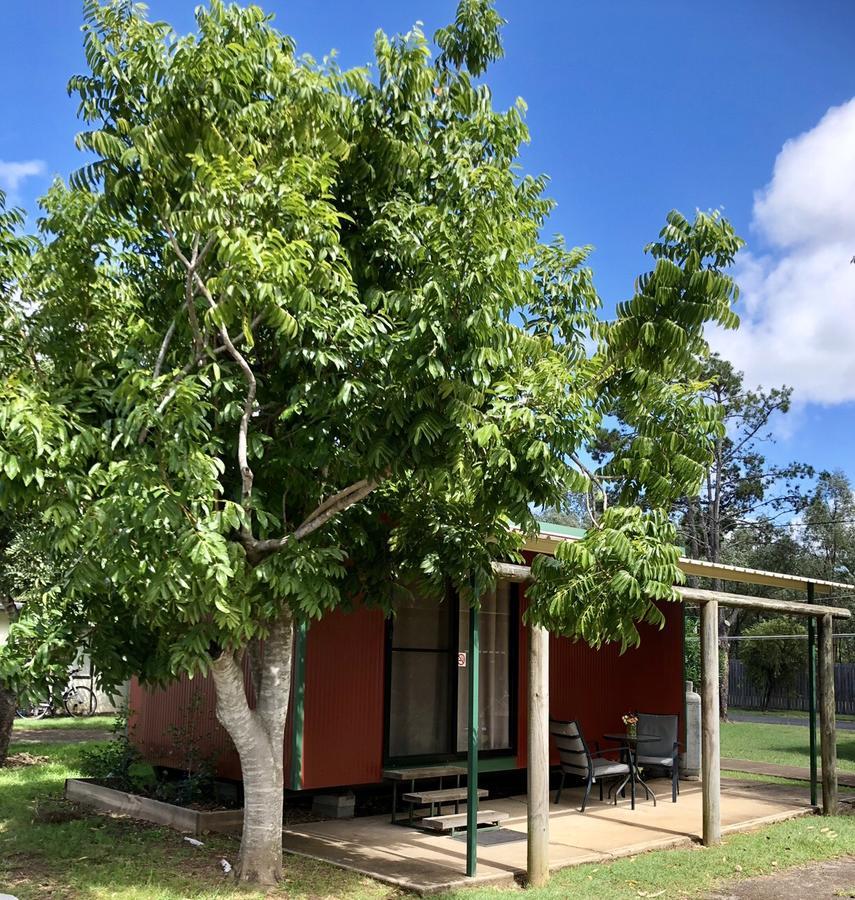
731, 713, 855, 731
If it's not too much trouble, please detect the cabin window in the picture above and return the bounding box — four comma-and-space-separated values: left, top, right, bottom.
385, 581, 517, 763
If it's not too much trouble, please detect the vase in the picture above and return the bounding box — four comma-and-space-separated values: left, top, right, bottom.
627, 724, 637, 739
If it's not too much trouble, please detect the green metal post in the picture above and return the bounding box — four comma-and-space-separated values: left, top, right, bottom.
807, 582, 818, 807
466, 600, 480, 877
289, 620, 308, 791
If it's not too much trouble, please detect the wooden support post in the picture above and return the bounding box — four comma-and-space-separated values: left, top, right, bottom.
807, 582, 818, 807
527, 624, 550, 888
700, 599, 721, 845
818, 613, 838, 815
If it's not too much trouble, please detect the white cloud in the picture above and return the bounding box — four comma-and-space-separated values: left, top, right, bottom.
709, 98, 855, 405
0, 159, 46, 205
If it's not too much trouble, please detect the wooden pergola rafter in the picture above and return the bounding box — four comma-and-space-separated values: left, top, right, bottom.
475, 556, 853, 887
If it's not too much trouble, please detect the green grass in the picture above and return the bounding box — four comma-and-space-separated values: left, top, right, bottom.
3, 732, 855, 899
721, 720, 855, 773
0, 737, 395, 899
459, 815, 855, 899
13, 714, 116, 731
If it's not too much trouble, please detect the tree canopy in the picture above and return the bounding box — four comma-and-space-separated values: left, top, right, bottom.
0, 0, 743, 881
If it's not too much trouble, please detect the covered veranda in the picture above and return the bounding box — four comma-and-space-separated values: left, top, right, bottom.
281, 777, 813, 893
499, 541, 853, 887
282, 544, 852, 892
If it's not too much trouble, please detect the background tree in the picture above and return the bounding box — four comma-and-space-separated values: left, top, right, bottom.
740, 617, 807, 710
801, 470, 855, 583
0, 0, 741, 884
596, 355, 814, 718
0, 516, 73, 765
681, 357, 813, 719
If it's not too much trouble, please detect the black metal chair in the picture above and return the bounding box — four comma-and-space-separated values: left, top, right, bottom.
635, 712, 680, 803
549, 718, 630, 812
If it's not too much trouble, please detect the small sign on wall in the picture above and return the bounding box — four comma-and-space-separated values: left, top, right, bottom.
457, 652, 467, 668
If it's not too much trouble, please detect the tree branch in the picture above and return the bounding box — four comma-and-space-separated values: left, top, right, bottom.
240, 476, 383, 558
193, 271, 257, 519
138, 314, 264, 445
153, 319, 177, 380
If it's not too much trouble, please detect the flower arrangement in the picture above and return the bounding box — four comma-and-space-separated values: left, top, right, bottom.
621, 712, 638, 737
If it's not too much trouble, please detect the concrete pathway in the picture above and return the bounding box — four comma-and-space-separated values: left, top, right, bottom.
281, 778, 811, 893
722, 758, 855, 788
730, 713, 855, 731
704, 855, 855, 899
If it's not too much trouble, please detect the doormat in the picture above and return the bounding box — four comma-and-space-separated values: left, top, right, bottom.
452, 828, 527, 846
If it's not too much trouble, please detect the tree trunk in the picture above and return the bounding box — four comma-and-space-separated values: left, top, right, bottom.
0, 684, 16, 766
210, 611, 293, 884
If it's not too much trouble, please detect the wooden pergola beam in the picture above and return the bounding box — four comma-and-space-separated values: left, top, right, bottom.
491, 562, 852, 622
678, 586, 851, 619
527, 624, 550, 886
700, 598, 721, 844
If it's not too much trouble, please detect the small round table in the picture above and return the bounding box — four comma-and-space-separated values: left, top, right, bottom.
602, 733, 659, 807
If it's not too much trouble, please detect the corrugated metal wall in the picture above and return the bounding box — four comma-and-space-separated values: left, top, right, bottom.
516, 556, 684, 768
130, 574, 684, 789
129, 653, 293, 783
301, 605, 386, 789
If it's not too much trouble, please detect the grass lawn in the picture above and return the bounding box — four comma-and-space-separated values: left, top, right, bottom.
721, 720, 855, 772
2, 731, 854, 900
0, 738, 395, 899
459, 815, 855, 899
12, 714, 116, 731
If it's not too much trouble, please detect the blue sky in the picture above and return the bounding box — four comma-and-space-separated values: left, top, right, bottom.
2, 0, 854, 481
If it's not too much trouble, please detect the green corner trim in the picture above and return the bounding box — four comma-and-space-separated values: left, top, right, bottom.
289, 620, 308, 791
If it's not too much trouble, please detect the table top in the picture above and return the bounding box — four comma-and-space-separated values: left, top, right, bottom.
603, 732, 658, 744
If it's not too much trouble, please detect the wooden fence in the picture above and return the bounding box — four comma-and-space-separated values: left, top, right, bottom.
729, 659, 855, 715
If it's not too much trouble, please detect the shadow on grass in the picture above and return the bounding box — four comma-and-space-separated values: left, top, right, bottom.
1, 740, 392, 900
774, 740, 855, 768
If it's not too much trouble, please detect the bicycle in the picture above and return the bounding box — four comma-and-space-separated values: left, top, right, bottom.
16, 671, 98, 719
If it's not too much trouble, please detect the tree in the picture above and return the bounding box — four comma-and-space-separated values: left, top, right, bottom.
681, 357, 813, 719
740, 617, 807, 710
0, 189, 40, 765
0, 515, 73, 765
0, 0, 741, 883
801, 470, 855, 583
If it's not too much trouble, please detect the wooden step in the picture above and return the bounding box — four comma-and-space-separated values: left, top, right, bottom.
383, 765, 467, 781
421, 809, 510, 832
402, 787, 488, 805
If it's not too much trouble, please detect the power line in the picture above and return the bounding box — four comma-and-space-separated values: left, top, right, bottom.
686, 633, 855, 642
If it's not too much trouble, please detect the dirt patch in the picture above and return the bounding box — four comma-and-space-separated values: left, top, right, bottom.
12, 729, 110, 744
705, 856, 855, 899
4, 751, 50, 767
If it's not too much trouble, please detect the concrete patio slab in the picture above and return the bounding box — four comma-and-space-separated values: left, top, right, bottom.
281, 778, 814, 894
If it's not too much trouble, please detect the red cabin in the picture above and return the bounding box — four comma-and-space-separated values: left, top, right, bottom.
129, 524, 685, 790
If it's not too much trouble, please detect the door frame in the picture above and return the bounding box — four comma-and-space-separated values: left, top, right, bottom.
382, 582, 519, 767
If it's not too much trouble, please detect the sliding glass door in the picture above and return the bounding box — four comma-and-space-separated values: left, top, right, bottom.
385, 582, 516, 763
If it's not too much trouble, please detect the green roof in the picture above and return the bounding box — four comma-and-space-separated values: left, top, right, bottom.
537, 521, 587, 539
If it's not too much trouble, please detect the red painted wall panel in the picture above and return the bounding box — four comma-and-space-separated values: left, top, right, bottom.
130, 560, 683, 789
129, 655, 293, 783
301, 605, 386, 789
516, 559, 684, 769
